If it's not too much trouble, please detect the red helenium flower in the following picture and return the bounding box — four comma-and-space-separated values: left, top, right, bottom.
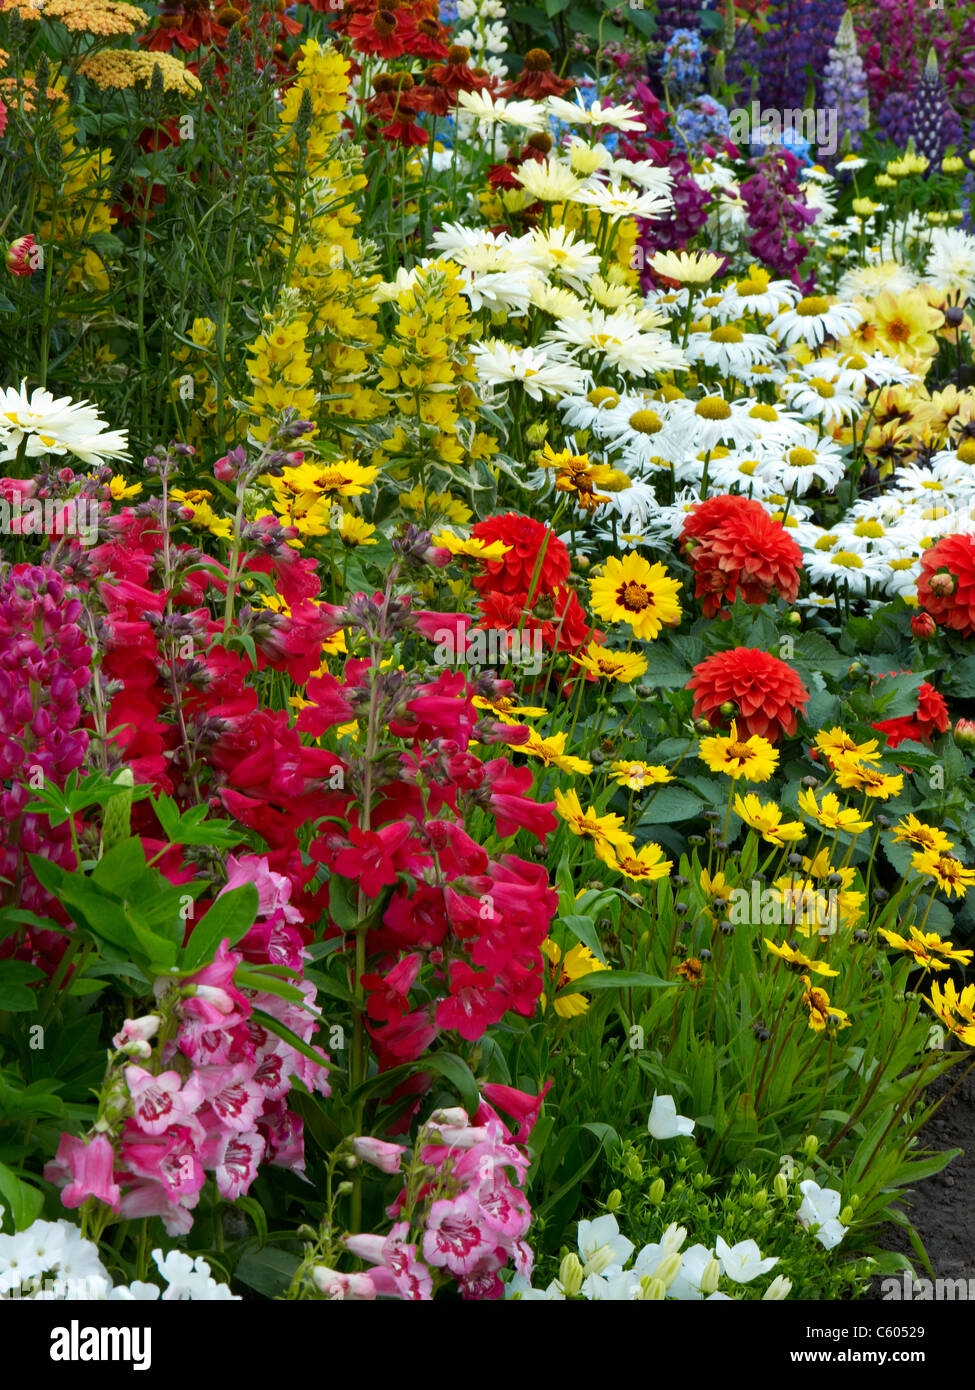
687, 646, 810, 741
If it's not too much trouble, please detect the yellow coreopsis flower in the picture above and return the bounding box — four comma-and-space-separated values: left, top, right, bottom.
832, 755, 903, 800
514, 729, 593, 775
609, 760, 672, 790
800, 977, 850, 1033
734, 794, 805, 847
554, 788, 635, 865
911, 848, 975, 898
337, 513, 377, 547
892, 814, 954, 854
108, 475, 142, 500
927, 979, 975, 1045
588, 553, 682, 641
879, 925, 973, 970
170, 488, 232, 540
813, 728, 881, 765
570, 641, 648, 683
606, 842, 673, 882
797, 788, 872, 835
699, 721, 778, 782
764, 939, 838, 978
541, 939, 609, 1017
431, 529, 512, 561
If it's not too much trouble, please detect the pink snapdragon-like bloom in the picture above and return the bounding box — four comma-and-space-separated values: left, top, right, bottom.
46, 1133, 122, 1212
421, 1194, 496, 1276
124, 1065, 203, 1137
353, 1136, 407, 1174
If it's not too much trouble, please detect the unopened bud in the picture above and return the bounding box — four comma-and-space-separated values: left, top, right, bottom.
651, 1251, 683, 1289
803, 1134, 819, 1157
647, 1176, 665, 1204
763, 1274, 793, 1300
559, 1253, 584, 1295
606, 1188, 622, 1212
773, 1172, 789, 1200
699, 1257, 721, 1295
637, 1275, 666, 1301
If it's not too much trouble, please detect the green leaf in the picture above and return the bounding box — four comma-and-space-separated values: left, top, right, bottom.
251, 1007, 329, 1071
637, 786, 704, 825
0, 1163, 44, 1231
328, 878, 359, 932
424, 1052, 480, 1117
233, 1247, 301, 1297
556, 970, 670, 997
181, 883, 259, 971
559, 914, 608, 965
0, 961, 44, 1011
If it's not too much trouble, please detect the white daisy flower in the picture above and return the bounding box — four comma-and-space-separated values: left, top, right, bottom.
456, 90, 546, 130
772, 434, 847, 493
685, 325, 777, 377
925, 226, 975, 301
783, 373, 863, 427
545, 93, 647, 133
513, 158, 583, 203
574, 181, 672, 222
0, 382, 129, 467
767, 295, 863, 348
472, 341, 589, 400
711, 272, 801, 322
545, 308, 687, 379
527, 225, 601, 291
804, 546, 888, 594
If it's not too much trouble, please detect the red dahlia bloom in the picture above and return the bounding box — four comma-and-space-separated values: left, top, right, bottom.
681, 494, 802, 618
687, 646, 810, 742
470, 512, 570, 600
872, 672, 950, 748
917, 532, 975, 637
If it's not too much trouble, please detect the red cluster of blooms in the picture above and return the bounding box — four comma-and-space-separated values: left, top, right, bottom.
688, 646, 811, 742
469, 512, 596, 656
680, 494, 803, 619
917, 532, 975, 639
871, 671, 950, 750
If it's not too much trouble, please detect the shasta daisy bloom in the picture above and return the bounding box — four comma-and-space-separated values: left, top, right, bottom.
698, 721, 778, 782
472, 341, 588, 401
570, 640, 647, 683
879, 925, 973, 969
767, 296, 863, 349
926, 979, 975, 1045
649, 250, 725, 285
911, 848, 975, 898
733, 794, 805, 847
574, 182, 672, 222
832, 755, 903, 800
799, 977, 851, 1034
541, 938, 609, 1017
513, 158, 583, 203
609, 842, 673, 881
545, 93, 646, 132
527, 225, 601, 290
688, 648, 809, 743
773, 437, 846, 494
668, 394, 762, 454
588, 554, 682, 640
797, 788, 871, 835
554, 788, 635, 865
892, 814, 954, 854
0, 382, 129, 466
783, 374, 862, 428
713, 266, 801, 320
546, 309, 686, 379
456, 89, 547, 130
609, 760, 672, 790
686, 325, 776, 377
764, 939, 838, 978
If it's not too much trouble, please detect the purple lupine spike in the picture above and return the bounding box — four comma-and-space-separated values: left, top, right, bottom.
820, 9, 870, 157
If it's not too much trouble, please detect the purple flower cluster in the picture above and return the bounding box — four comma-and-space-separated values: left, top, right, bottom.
740, 147, 817, 288
636, 150, 711, 291
856, 0, 930, 108
673, 94, 731, 156
756, 0, 846, 112
821, 13, 870, 155
934, 15, 975, 129
0, 564, 91, 950
876, 89, 913, 150
910, 54, 963, 165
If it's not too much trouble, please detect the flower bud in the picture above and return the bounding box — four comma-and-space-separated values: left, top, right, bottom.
6, 234, 38, 277
803, 1134, 819, 1157
352, 1136, 405, 1174
954, 718, 975, 750
559, 1253, 584, 1295
763, 1274, 793, 1300
839, 1205, 854, 1226
910, 611, 936, 640
753, 1187, 768, 1210
637, 1275, 666, 1301
773, 1172, 789, 1200
928, 571, 956, 597
651, 1252, 684, 1289
606, 1188, 622, 1212
335, 1181, 354, 1197
583, 1244, 617, 1277
699, 1257, 721, 1295
719, 701, 736, 717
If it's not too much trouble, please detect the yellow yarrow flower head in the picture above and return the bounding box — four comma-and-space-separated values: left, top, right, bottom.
699, 721, 778, 782
588, 553, 682, 641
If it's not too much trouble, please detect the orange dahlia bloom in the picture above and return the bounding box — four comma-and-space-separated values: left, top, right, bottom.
687, 647, 810, 743
681, 494, 802, 618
